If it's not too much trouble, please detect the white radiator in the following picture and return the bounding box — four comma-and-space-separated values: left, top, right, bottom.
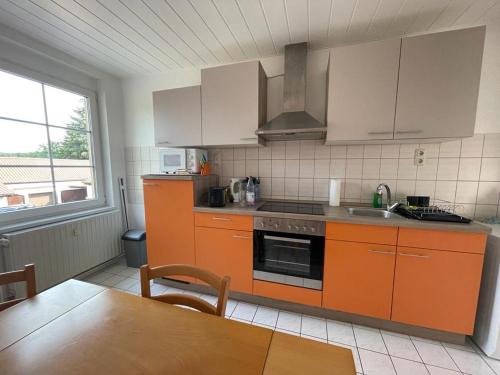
0, 210, 123, 299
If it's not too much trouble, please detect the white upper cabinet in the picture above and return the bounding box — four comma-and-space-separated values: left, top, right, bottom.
201, 61, 267, 146
153, 86, 202, 147
327, 38, 401, 142
394, 26, 485, 140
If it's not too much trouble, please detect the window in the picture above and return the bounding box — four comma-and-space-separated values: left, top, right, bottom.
0, 69, 102, 219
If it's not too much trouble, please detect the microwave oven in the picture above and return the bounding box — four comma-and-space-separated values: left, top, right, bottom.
159, 148, 207, 174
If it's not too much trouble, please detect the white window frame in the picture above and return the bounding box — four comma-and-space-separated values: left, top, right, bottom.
0, 64, 107, 228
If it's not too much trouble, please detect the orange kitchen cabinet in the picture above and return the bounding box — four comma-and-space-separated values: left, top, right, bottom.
326, 222, 398, 245
194, 212, 253, 231
143, 179, 195, 282
253, 280, 322, 307
195, 226, 253, 293
398, 228, 486, 254
392, 246, 484, 334
323, 240, 396, 319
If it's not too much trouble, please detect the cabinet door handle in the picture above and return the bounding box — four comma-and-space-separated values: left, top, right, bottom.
143, 183, 159, 187
212, 217, 231, 221
367, 131, 393, 135
395, 130, 423, 135
399, 252, 430, 259
368, 249, 395, 255
158, 141, 171, 144
232, 235, 251, 239
240, 137, 257, 141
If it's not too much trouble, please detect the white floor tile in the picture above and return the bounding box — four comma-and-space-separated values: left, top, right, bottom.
391, 357, 428, 375
127, 282, 141, 295
253, 306, 279, 327
276, 311, 302, 333
113, 277, 138, 291
425, 365, 461, 375
482, 355, 500, 374
150, 284, 169, 295
301, 334, 327, 343
412, 340, 459, 371
383, 333, 422, 362
330, 341, 363, 374
85, 271, 114, 284
229, 316, 249, 324
117, 267, 139, 278
231, 302, 258, 321
327, 320, 356, 347
441, 340, 476, 353
359, 348, 396, 375
99, 274, 127, 287
445, 347, 495, 375
301, 315, 327, 340
224, 300, 238, 317
104, 264, 127, 275
381, 330, 410, 339
354, 326, 388, 354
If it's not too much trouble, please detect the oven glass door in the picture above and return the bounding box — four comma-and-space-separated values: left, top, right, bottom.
253, 230, 324, 281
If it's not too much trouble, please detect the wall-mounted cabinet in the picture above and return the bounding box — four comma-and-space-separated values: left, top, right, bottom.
326, 38, 400, 142
152, 85, 202, 147
201, 61, 267, 146
326, 26, 485, 143
394, 26, 485, 139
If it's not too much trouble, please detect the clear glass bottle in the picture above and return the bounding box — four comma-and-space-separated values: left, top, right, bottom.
246, 177, 255, 206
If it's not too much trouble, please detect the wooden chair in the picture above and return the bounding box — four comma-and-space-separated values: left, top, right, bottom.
140, 264, 230, 317
0, 264, 36, 312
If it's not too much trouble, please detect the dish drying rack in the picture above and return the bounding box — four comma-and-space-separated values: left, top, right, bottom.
396, 200, 472, 223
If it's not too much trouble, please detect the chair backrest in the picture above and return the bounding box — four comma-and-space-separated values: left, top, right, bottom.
140, 264, 230, 317
0, 264, 36, 312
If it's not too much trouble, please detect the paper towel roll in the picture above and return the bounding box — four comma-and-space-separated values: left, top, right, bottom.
329, 179, 341, 207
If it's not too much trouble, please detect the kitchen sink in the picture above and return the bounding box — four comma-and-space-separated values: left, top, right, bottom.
346, 207, 401, 219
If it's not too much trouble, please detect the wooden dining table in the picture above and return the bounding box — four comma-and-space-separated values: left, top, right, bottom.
0, 279, 355, 375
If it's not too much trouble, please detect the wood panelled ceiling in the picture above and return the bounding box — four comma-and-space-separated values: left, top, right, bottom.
0, 0, 498, 77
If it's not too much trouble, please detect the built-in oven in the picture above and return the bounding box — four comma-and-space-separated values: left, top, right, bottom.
253, 216, 325, 290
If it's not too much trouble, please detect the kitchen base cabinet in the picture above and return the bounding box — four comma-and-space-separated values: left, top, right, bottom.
253, 280, 322, 307
323, 240, 396, 319
143, 179, 195, 282
195, 227, 253, 294
392, 247, 484, 334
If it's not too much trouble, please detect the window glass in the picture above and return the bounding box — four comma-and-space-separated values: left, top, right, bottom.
0, 119, 50, 164
0, 70, 97, 215
44, 85, 89, 129
0, 71, 45, 123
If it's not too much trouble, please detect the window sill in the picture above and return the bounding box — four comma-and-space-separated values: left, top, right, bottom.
0, 206, 121, 235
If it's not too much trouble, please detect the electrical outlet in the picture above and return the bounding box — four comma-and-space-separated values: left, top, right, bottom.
414, 148, 425, 166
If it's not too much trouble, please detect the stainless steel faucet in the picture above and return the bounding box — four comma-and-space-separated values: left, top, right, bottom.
376, 183, 400, 212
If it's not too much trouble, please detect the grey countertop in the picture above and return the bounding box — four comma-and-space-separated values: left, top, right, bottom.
193, 201, 492, 233
142, 174, 213, 180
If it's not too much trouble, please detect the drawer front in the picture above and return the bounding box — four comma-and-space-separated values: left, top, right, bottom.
253, 280, 322, 307
326, 222, 398, 245
398, 228, 486, 254
194, 212, 253, 231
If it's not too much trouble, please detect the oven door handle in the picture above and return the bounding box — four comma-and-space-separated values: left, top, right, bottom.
263, 235, 311, 244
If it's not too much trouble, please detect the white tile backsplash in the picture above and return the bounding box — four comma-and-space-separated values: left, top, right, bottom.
126, 134, 500, 219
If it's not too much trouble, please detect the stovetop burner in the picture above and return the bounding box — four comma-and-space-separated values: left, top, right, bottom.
257, 201, 325, 216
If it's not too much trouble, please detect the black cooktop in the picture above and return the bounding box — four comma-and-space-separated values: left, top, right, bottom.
257, 201, 325, 216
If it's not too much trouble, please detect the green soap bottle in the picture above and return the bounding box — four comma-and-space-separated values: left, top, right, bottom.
372, 190, 383, 208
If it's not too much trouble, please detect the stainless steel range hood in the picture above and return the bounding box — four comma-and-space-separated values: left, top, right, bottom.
256, 42, 327, 141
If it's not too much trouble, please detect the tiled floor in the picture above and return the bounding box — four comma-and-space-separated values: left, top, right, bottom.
82, 260, 500, 375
